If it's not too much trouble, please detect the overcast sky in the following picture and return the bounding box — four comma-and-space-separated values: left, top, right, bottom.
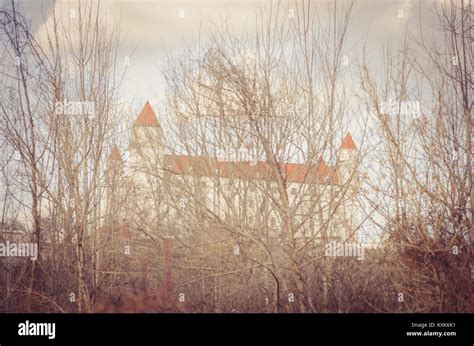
11, 0, 438, 114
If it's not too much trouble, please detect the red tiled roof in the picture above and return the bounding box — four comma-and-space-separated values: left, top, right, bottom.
163, 155, 339, 185
109, 145, 122, 161
134, 102, 159, 127
340, 133, 357, 150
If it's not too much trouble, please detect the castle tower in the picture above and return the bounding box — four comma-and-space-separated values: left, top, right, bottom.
337, 133, 359, 187
128, 102, 164, 186
336, 133, 360, 241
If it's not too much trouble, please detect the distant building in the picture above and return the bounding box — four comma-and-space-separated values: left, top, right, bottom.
104, 102, 361, 243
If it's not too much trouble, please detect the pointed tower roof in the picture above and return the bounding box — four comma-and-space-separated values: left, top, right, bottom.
134, 101, 159, 127
340, 133, 357, 150
108, 145, 122, 161
318, 157, 327, 174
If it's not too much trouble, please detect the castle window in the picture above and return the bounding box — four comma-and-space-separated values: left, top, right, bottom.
291, 187, 297, 195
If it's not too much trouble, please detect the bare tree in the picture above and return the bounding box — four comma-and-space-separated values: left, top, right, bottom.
358, 0, 472, 312
0, 0, 126, 312
157, 0, 363, 312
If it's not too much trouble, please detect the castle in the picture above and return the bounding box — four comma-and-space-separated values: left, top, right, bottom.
103, 102, 361, 244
